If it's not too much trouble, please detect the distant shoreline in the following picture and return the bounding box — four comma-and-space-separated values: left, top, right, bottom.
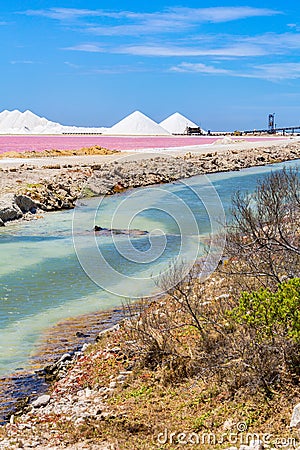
0, 136, 299, 227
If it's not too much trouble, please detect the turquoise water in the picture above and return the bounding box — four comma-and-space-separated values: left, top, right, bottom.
0, 160, 299, 376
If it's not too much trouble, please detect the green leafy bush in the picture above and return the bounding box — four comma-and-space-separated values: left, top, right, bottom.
231, 278, 300, 342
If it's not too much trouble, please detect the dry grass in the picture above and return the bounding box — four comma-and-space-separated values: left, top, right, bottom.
0, 145, 118, 159
47, 309, 300, 449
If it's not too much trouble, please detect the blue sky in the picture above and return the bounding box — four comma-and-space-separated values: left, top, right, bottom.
1, 1, 300, 130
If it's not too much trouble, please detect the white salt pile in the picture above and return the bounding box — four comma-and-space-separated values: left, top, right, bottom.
108, 111, 170, 135
0, 110, 59, 134
159, 112, 200, 134
0, 110, 108, 135
213, 136, 235, 145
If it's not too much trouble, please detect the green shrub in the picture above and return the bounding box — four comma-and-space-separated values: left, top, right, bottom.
231, 278, 300, 342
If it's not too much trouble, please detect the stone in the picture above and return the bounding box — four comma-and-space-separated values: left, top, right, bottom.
116, 374, 127, 382
110, 346, 121, 353
15, 195, 39, 213
223, 419, 234, 430
77, 389, 86, 397
74, 417, 85, 426
290, 403, 300, 428
32, 394, 51, 408
57, 352, 72, 363
249, 440, 264, 449
239, 442, 264, 450
96, 324, 120, 341
85, 387, 92, 398
0, 193, 23, 222
76, 331, 90, 338
81, 343, 91, 352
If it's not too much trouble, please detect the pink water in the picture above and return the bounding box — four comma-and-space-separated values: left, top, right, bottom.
0, 135, 284, 154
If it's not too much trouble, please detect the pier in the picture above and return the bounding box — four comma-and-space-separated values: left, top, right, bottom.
243, 126, 300, 135
243, 113, 300, 135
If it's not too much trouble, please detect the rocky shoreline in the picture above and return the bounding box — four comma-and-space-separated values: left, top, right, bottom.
0, 324, 125, 450
0, 307, 127, 426
1, 140, 300, 226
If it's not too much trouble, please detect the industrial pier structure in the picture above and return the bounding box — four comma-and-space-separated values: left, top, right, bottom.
243, 113, 300, 135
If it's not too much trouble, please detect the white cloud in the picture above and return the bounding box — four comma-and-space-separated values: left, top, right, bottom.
64, 41, 268, 58
21, 7, 281, 35
244, 32, 300, 50
170, 63, 232, 74
21, 8, 101, 20
64, 61, 81, 69
117, 44, 268, 57
64, 44, 104, 53
63, 29, 300, 64
85, 65, 146, 74
246, 63, 300, 80
169, 6, 280, 23
10, 60, 34, 64
86, 25, 154, 36
170, 61, 300, 81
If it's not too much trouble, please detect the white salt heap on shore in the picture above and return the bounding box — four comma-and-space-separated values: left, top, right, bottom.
0, 110, 61, 134
0, 110, 108, 135
213, 136, 235, 145
108, 111, 170, 135
159, 112, 199, 134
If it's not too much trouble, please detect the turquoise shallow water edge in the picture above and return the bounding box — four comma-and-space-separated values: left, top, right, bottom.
0, 159, 299, 377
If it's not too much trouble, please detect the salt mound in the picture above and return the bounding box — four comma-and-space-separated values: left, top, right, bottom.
213, 136, 235, 145
0, 110, 62, 134
159, 112, 199, 134
109, 111, 170, 135
0, 110, 108, 134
